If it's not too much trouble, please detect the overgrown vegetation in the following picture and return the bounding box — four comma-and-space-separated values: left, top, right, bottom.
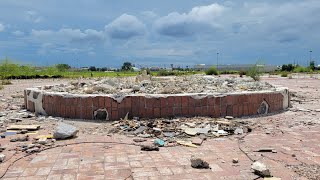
205, 66, 218, 75
247, 64, 262, 81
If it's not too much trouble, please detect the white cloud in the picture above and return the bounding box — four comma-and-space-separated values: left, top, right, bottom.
31, 28, 105, 43
154, 3, 226, 37
0, 23, 5, 32
25, 11, 43, 23
105, 14, 146, 39
12, 30, 25, 36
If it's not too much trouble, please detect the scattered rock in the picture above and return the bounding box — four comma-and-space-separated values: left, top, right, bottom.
140, 144, 159, 151
26, 147, 40, 153
133, 138, 147, 143
0, 154, 6, 162
234, 127, 244, 135
191, 156, 210, 169
38, 138, 48, 145
251, 161, 271, 177
53, 123, 79, 140
185, 128, 197, 136
232, 158, 239, 163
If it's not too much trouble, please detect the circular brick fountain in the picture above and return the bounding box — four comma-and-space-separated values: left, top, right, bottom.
24, 87, 290, 120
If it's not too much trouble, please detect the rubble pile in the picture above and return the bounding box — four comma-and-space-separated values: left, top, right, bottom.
109, 117, 251, 147
45, 75, 275, 95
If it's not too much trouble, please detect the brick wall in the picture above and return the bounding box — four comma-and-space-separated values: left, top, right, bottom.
25, 89, 286, 120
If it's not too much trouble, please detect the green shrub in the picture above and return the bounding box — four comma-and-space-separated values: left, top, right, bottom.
293, 66, 309, 73
281, 72, 288, 77
247, 64, 262, 81
205, 66, 218, 75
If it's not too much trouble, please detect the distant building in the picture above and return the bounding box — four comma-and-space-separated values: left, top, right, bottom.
132, 67, 141, 72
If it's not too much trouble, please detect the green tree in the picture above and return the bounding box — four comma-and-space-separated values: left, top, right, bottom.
55, 64, 71, 71
121, 62, 133, 71
309, 61, 315, 71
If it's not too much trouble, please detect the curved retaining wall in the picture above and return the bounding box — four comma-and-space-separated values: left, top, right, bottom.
24, 88, 290, 120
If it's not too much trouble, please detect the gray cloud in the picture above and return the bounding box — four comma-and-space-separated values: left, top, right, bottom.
105, 14, 146, 39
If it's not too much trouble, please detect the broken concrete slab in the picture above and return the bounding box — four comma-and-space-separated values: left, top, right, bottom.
185, 128, 197, 136
251, 161, 271, 177
7, 125, 40, 130
192, 137, 203, 146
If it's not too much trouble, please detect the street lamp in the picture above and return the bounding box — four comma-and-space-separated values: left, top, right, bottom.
216, 52, 219, 69
309, 50, 312, 66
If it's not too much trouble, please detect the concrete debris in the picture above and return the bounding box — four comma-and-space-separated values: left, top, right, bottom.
185, 128, 197, 136
140, 144, 159, 151
177, 141, 198, 148
232, 158, 239, 163
109, 117, 250, 147
26, 147, 40, 153
251, 161, 271, 177
192, 137, 203, 145
234, 127, 244, 135
53, 123, 78, 140
37, 137, 48, 145
191, 156, 210, 169
0, 154, 6, 162
225, 116, 234, 120
10, 135, 29, 142
46, 75, 275, 95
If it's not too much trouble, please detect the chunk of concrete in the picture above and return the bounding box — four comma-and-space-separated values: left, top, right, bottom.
0, 154, 6, 162
251, 161, 271, 177
53, 123, 78, 140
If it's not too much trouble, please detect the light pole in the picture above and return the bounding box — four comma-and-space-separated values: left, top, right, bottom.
216, 52, 219, 69
309, 50, 312, 66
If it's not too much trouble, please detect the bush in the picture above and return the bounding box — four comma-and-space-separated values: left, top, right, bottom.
281, 72, 288, 77
205, 66, 218, 75
1, 79, 12, 85
293, 66, 309, 73
247, 65, 262, 81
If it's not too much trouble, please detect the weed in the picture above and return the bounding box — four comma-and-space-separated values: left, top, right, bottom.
247, 64, 262, 81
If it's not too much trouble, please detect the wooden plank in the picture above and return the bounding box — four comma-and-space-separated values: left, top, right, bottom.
7, 125, 40, 130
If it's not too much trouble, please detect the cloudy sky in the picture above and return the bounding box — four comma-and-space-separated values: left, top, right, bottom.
0, 0, 319, 67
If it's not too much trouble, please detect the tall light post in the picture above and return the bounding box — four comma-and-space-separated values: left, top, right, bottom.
309, 50, 312, 66
216, 52, 219, 69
